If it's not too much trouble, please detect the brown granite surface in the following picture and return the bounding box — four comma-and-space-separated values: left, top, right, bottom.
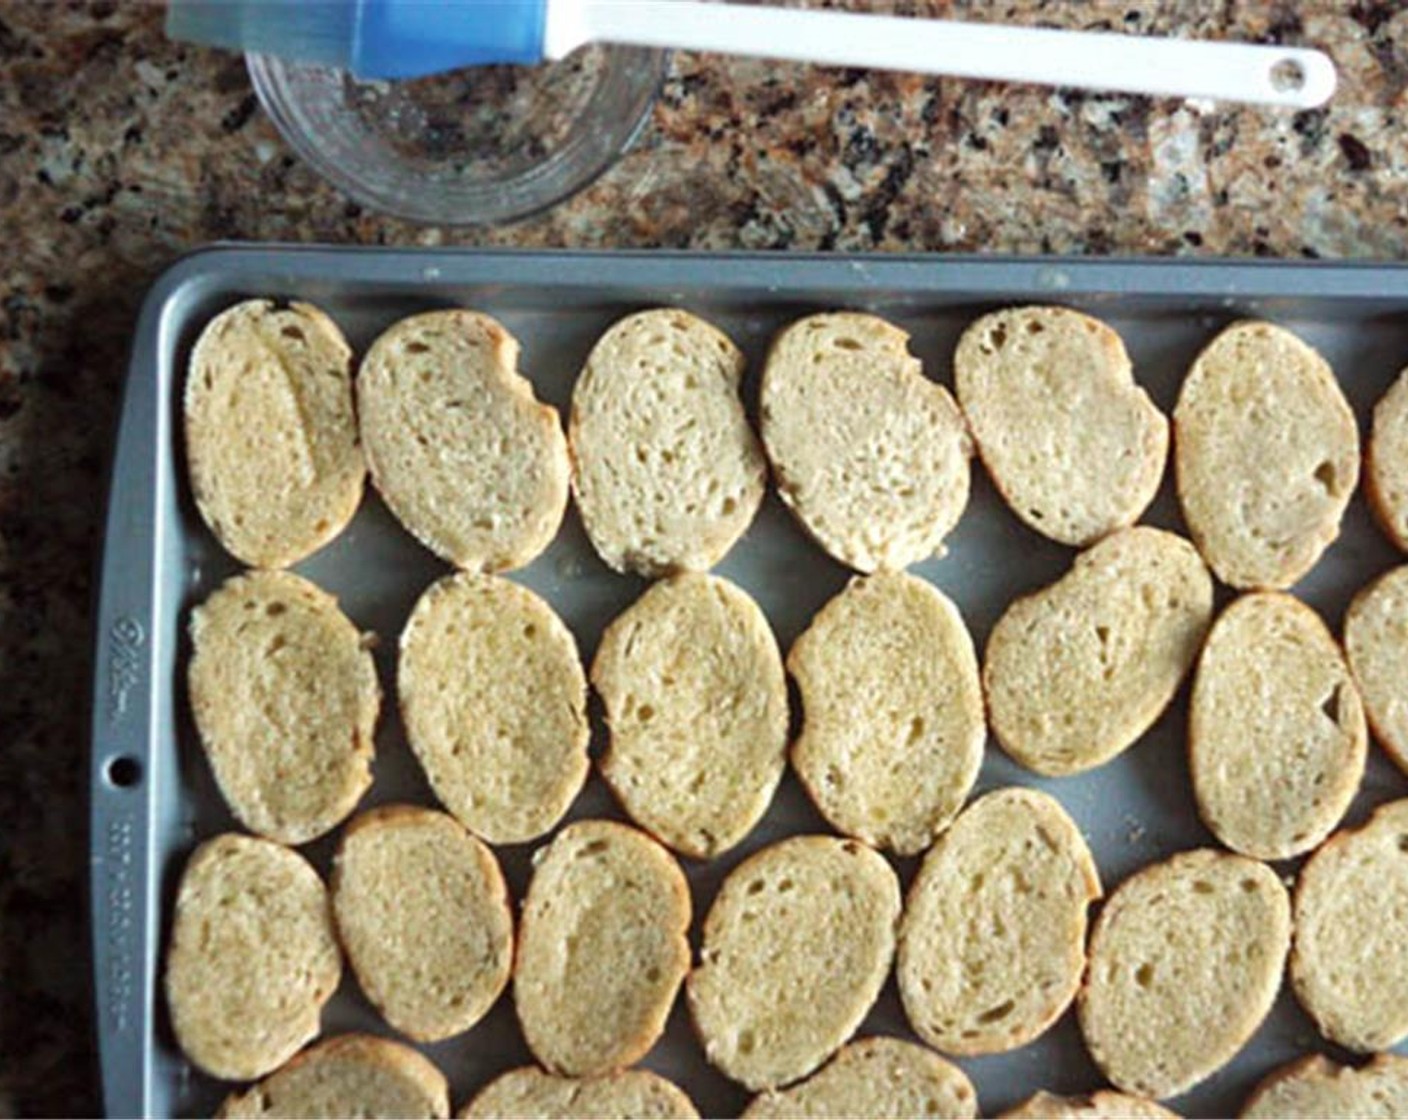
2, 0, 1408, 1114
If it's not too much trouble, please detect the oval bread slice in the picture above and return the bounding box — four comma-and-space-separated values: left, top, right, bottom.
688, 835, 901, 1091
984, 527, 1213, 776
1241, 1053, 1408, 1119
1344, 565, 1408, 775
954, 305, 1167, 547
459, 1067, 699, 1120
399, 573, 589, 845
166, 834, 342, 1081
332, 805, 513, 1043
788, 571, 984, 856
515, 820, 691, 1076
358, 310, 570, 571
898, 788, 1101, 1056
741, 1036, 977, 1120
594, 573, 788, 859
218, 1034, 449, 1119
760, 312, 972, 572
1291, 797, 1408, 1052
189, 570, 379, 846
1174, 320, 1359, 590
569, 308, 766, 576
185, 299, 365, 568
1190, 592, 1366, 860
1001, 1091, 1178, 1119
1367, 366, 1408, 552
1078, 848, 1291, 1100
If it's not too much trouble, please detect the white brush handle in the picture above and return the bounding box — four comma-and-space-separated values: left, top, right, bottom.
544, 0, 1335, 108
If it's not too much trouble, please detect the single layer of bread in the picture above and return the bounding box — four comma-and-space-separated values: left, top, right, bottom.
1173, 320, 1359, 590
688, 835, 901, 1091
1240, 1053, 1408, 1119
185, 299, 365, 568
357, 309, 570, 571
898, 788, 1101, 1056
514, 820, 691, 1077
569, 308, 765, 576
218, 1034, 449, 1119
1291, 797, 1408, 1052
188, 570, 378, 846
166, 834, 342, 1081
459, 1067, 699, 1119
399, 573, 589, 845
1000, 1091, 1178, 1119
759, 312, 972, 572
741, 1036, 977, 1119
984, 527, 1213, 776
788, 571, 984, 855
954, 305, 1167, 547
1344, 564, 1408, 775
332, 805, 514, 1043
593, 573, 788, 859
1367, 366, 1408, 552
1078, 848, 1290, 1100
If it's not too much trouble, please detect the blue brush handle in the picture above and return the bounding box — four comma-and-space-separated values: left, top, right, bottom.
352, 0, 547, 78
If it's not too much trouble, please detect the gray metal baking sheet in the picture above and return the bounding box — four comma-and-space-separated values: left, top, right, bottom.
92, 247, 1408, 1119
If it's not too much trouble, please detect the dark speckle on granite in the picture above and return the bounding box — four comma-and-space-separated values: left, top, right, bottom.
4, 0, 1408, 1114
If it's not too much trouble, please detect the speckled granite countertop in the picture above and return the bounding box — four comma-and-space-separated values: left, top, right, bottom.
2, 1, 1407, 1113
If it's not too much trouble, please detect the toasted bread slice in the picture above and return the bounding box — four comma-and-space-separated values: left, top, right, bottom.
459, 1067, 698, 1120
1367, 366, 1408, 552
1240, 1053, 1408, 1119
1001, 1091, 1178, 1119
1344, 564, 1408, 775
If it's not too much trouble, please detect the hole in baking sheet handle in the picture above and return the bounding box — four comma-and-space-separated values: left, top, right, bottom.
105, 755, 143, 789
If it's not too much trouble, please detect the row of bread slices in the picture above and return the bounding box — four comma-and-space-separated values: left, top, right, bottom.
187, 299, 1407, 589
168, 794, 1408, 1119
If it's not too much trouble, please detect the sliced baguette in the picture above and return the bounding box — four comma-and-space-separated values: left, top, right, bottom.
897, 788, 1101, 1056
1343, 564, 1408, 775
188, 570, 379, 846
569, 308, 765, 576
331, 805, 513, 1043
185, 299, 364, 568
1077, 848, 1290, 1100
1240, 1053, 1408, 1119
459, 1067, 699, 1120
515, 821, 691, 1077
1001, 1091, 1178, 1119
688, 835, 901, 1091
166, 834, 342, 1081
954, 305, 1166, 547
984, 527, 1213, 776
1173, 320, 1359, 590
593, 573, 788, 859
358, 310, 569, 571
788, 571, 984, 856
760, 312, 972, 572
1367, 366, 1408, 552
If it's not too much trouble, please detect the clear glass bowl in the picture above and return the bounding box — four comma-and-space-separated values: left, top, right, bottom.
247, 45, 669, 225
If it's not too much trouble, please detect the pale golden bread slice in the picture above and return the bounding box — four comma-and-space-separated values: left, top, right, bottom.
1001, 1091, 1178, 1119
1173, 320, 1359, 590
897, 788, 1101, 1056
515, 820, 691, 1077
984, 527, 1213, 776
1240, 1053, 1408, 1119
1344, 564, 1408, 775
688, 835, 901, 1091
1078, 848, 1290, 1100
569, 308, 766, 576
188, 570, 379, 846
166, 834, 342, 1081
459, 1067, 699, 1119
1291, 797, 1408, 1052
788, 571, 984, 856
331, 805, 514, 1043
741, 1036, 977, 1119
1190, 592, 1365, 860
185, 299, 365, 568
1367, 366, 1408, 552
954, 305, 1167, 547
593, 573, 788, 859
760, 312, 972, 572
357, 310, 570, 571
218, 1034, 449, 1119
399, 573, 589, 845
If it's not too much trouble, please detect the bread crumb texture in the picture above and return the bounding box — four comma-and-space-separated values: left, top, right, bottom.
1344, 564, 1408, 775
459, 1067, 699, 1120
1000, 1090, 1178, 1119
1367, 366, 1408, 553
1240, 1053, 1408, 1119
